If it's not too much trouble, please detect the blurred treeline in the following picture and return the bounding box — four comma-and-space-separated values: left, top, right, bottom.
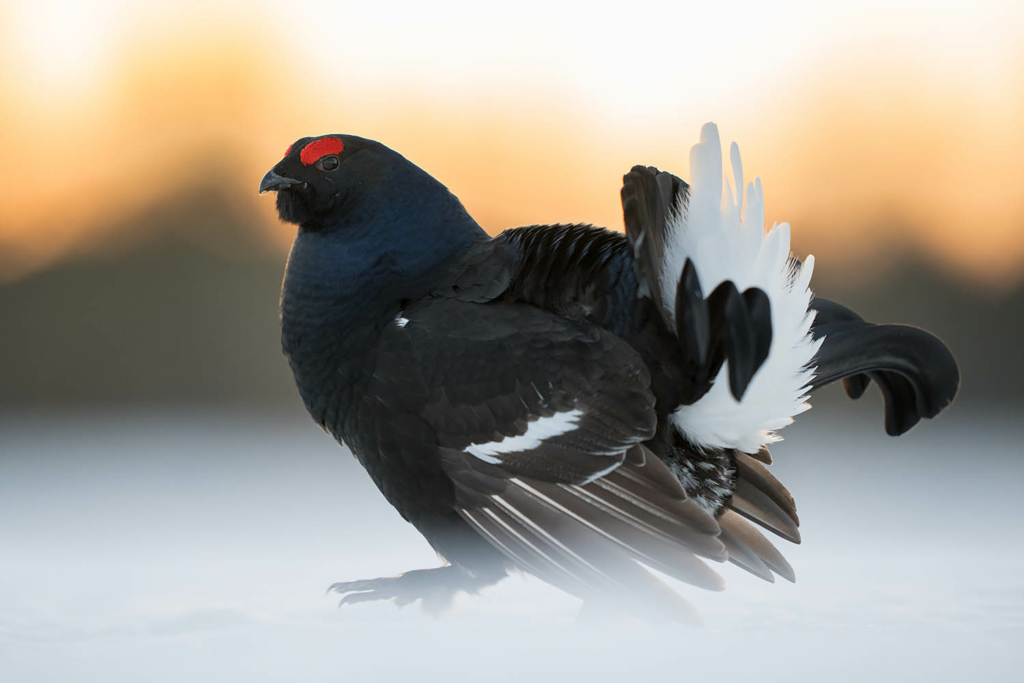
0, 187, 1020, 409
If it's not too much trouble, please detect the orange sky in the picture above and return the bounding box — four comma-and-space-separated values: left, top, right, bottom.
2, 1, 1023, 287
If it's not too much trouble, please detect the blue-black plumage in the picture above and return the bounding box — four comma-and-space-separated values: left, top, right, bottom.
259, 127, 959, 621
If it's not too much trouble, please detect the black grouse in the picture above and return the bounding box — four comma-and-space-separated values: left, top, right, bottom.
258, 125, 959, 621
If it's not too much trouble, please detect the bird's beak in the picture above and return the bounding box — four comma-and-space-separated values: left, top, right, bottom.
259, 169, 305, 194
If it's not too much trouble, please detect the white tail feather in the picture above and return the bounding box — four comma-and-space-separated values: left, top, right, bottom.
664, 123, 821, 453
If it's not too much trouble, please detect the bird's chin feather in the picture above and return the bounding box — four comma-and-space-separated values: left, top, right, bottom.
275, 188, 312, 226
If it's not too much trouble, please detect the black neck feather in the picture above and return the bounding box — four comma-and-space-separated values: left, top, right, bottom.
279, 166, 485, 432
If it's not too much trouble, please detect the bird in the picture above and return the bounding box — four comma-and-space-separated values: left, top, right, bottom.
258, 124, 959, 622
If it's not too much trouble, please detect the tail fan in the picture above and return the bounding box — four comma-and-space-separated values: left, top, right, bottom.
623, 123, 821, 454
623, 182, 775, 405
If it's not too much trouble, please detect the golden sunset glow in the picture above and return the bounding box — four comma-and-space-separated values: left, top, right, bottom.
2, 0, 1023, 286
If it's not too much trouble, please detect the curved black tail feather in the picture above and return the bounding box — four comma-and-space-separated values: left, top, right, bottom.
809, 297, 960, 435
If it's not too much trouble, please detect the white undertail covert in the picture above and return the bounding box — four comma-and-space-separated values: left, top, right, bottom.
665, 123, 821, 453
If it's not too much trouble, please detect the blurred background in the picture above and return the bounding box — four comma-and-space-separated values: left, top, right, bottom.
2, 1, 1022, 680
2, 0, 1023, 407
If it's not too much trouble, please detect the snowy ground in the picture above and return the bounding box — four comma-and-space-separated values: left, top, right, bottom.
2, 403, 1022, 682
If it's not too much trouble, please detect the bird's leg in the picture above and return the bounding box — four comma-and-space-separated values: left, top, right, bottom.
327, 564, 505, 615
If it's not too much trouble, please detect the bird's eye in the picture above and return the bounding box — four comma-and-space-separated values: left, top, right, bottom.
318, 155, 340, 171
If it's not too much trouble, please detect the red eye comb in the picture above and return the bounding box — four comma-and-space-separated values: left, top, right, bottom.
300, 137, 345, 166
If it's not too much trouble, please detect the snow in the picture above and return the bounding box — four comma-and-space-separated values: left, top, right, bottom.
1, 404, 1021, 681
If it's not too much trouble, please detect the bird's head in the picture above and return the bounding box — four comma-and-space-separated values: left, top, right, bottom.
259, 134, 403, 229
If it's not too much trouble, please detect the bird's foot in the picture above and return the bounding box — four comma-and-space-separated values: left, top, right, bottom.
328, 565, 491, 615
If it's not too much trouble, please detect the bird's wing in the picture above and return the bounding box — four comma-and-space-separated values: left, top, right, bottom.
371, 298, 726, 620
808, 297, 960, 435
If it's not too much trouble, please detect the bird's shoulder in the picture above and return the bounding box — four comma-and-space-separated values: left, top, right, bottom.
432, 224, 645, 338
